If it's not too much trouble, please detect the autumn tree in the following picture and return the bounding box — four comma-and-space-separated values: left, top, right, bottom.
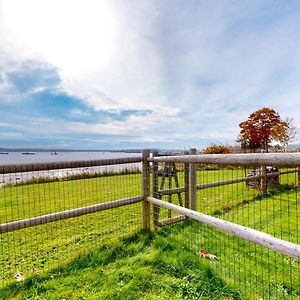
238, 107, 288, 153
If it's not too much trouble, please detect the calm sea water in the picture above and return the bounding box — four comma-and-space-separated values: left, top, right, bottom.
0, 151, 142, 186
0, 151, 140, 165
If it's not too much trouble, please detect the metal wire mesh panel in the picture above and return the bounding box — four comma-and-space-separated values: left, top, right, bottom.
153, 217, 299, 299
150, 152, 300, 299
0, 157, 142, 290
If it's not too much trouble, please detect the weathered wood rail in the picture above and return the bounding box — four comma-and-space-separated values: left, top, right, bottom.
147, 197, 300, 259
0, 196, 142, 234
157, 170, 296, 196
149, 153, 300, 167
0, 156, 142, 174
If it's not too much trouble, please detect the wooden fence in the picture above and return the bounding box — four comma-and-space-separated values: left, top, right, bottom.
1, 151, 300, 257
0, 156, 143, 233
1, 151, 300, 256
145, 151, 300, 259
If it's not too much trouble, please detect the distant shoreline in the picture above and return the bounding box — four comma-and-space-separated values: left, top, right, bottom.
0, 148, 143, 153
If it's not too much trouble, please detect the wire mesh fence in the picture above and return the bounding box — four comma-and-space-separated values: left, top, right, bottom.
1, 150, 300, 299
0, 157, 142, 290
150, 151, 300, 299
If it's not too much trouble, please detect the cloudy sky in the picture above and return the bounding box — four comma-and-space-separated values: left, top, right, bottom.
1, 0, 300, 150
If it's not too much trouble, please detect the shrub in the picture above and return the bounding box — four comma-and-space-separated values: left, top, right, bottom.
202, 144, 233, 154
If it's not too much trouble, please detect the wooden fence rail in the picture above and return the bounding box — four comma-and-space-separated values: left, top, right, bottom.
157, 169, 296, 196
149, 153, 300, 167
0, 156, 142, 174
147, 196, 300, 259
0, 196, 142, 234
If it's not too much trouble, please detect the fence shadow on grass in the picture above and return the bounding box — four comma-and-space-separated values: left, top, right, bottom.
157, 218, 300, 299
0, 226, 241, 300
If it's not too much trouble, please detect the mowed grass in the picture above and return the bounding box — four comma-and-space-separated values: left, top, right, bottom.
0, 173, 142, 288
0, 230, 242, 300
0, 168, 299, 298
0, 173, 142, 222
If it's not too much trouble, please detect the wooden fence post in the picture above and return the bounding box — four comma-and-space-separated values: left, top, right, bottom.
189, 148, 197, 210
152, 150, 159, 228
142, 149, 151, 231
260, 166, 267, 194
184, 151, 190, 208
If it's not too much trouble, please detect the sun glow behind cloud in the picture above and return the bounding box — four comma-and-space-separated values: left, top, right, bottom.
1, 0, 166, 111
2, 0, 116, 74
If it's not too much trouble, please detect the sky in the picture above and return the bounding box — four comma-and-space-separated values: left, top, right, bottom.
1, 0, 300, 150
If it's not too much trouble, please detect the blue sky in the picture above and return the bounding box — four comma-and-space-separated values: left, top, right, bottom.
1, 0, 300, 150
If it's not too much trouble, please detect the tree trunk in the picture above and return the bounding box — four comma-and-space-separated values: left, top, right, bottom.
265, 140, 269, 153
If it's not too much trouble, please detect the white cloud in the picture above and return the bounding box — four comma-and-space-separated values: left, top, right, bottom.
1, 0, 300, 148
1, 0, 167, 111
66, 107, 183, 139
0, 58, 60, 101
0, 108, 185, 146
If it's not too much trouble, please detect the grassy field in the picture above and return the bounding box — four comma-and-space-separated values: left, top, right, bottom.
0, 229, 242, 300
0, 168, 299, 299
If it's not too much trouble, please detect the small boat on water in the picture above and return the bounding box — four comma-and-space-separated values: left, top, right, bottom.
0, 152, 9, 154
50, 151, 58, 155
22, 152, 36, 155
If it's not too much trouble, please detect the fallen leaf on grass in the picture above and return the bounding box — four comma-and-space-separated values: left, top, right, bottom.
14, 271, 24, 282
198, 248, 217, 260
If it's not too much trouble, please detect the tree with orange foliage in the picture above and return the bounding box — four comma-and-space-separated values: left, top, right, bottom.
238, 108, 288, 153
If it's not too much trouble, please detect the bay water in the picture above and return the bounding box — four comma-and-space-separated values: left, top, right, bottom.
0, 151, 141, 186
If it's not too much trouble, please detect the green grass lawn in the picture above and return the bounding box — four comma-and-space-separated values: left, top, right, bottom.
0, 230, 242, 300
0, 168, 299, 299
